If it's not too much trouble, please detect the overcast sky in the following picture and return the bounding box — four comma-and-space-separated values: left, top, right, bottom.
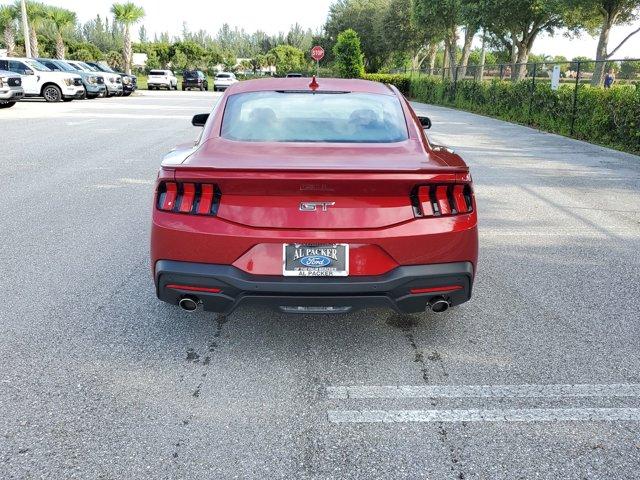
3, 0, 639, 59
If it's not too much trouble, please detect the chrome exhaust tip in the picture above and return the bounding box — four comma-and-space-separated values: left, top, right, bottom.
430, 297, 450, 313
178, 296, 199, 312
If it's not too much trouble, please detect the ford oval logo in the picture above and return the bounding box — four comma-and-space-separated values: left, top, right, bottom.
300, 255, 331, 267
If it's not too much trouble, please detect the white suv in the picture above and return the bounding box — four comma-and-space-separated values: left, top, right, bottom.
0, 57, 84, 102
0, 69, 24, 108
148, 69, 177, 90
214, 72, 238, 91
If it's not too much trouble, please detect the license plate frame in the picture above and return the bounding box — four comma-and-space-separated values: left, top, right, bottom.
282, 243, 349, 277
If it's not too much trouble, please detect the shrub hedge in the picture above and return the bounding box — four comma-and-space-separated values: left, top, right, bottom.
362, 73, 640, 155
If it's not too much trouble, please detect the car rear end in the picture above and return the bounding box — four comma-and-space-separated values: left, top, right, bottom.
151, 79, 478, 315
213, 73, 236, 91
183, 71, 204, 90
148, 70, 171, 90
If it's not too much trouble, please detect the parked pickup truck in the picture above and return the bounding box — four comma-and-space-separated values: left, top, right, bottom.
0, 69, 24, 108
37, 58, 106, 99
0, 57, 84, 102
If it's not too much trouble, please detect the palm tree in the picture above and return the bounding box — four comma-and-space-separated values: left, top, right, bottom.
46, 7, 77, 59
18, 1, 47, 58
0, 5, 18, 56
110, 2, 145, 75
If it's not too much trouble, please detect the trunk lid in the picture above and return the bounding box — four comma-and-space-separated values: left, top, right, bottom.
182, 138, 460, 172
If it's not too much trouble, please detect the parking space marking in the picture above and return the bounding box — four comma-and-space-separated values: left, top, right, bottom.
327, 408, 640, 423
327, 384, 640, 399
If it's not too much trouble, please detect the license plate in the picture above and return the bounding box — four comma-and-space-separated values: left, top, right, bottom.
283, 244, 349, 277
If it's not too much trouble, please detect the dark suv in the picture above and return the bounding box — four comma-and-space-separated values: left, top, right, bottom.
182, 70, 208, 91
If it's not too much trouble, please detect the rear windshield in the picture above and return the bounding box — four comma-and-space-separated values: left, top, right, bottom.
184, 71, 199, 78
216, 73, 231, 78
149, 70, 166, 75
221, 91, 408, 143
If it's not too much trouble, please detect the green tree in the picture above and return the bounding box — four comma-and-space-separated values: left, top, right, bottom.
173, 40, 206, 69
68, 41, 103, 61
413, 0, 479, 78
383, 0, 440, 71
566, 0, 640, 86
111, 2, 145, 74
81, 15, 122, 52
106, 49, 124, 70
21, 1, 48, 58
68, 48, 95, 62
268, 44, 306, 75
333, 29, 365, 78
570, 56, 595, 72
45, 6, 77, 59
478, 0, 568, 80
325, 0, 391, 72
619, 58, 640, 79
138, 24, 147, 43
0, 5, 18, 56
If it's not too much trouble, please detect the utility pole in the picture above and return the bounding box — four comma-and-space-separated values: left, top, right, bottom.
21, 0, 32, 58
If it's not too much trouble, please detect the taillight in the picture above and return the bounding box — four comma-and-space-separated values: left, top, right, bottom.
412, 184, 473, 217
157, 182, 220, 215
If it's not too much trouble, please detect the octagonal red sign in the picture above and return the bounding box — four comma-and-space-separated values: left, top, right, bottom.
311, 46, 325, 61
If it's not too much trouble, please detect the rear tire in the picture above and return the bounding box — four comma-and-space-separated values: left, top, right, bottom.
42, 85, 62, 102
0, 102, 16, 108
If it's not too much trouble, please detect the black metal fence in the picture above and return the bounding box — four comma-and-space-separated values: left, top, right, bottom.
399, 58, 640, 136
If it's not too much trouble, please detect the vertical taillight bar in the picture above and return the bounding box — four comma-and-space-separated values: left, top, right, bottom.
161, 182, 177, 211
197, 184, 214, 214
417, 186, 434, 216
178, 183, 196, 212
435, 186, 452, 215
452, 185, 468, 213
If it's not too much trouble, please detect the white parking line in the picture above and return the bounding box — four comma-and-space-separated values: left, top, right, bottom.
327, 408, 640, 423
327, 384, 640, 399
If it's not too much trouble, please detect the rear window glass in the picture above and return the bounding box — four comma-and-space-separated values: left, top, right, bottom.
216, 74, 231, 78
149, 70, 166, 75
221, 91, 408, 143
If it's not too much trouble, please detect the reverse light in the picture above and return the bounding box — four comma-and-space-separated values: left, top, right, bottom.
412, 184, 473, 218
157, 182, 220, 215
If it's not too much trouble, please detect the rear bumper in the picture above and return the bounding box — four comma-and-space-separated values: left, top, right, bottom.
155, 260, 473, 314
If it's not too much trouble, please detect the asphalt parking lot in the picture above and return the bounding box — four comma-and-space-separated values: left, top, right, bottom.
1, 90, 640, 479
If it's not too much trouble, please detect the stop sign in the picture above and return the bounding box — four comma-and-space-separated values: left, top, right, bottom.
311, 46, 325, 61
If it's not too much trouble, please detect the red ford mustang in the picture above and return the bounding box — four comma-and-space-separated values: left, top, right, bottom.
151, 77, 478, 314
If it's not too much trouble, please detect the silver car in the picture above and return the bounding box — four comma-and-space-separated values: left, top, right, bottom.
0, 69, 24, 108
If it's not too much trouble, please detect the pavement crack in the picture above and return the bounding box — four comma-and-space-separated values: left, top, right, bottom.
390, 313, 463, 478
